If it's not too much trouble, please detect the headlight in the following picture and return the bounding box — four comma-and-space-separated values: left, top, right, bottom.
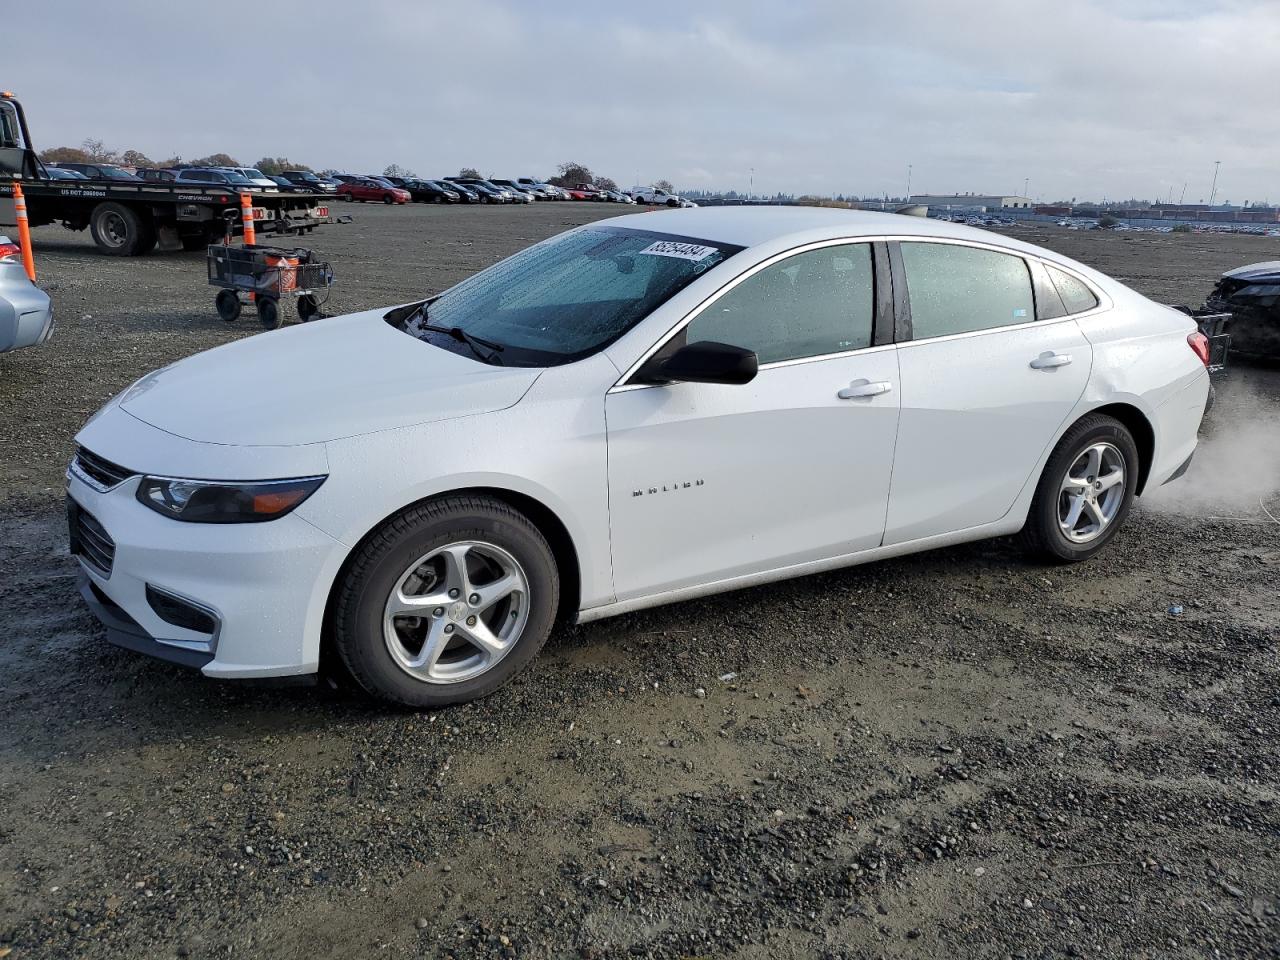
136, 476, 325, 523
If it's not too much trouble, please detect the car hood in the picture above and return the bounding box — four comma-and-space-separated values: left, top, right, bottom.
1223, 261, 1280, 283
118, 308, 541, 446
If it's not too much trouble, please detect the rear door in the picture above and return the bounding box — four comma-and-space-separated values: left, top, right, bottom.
883, 240, 1093, 545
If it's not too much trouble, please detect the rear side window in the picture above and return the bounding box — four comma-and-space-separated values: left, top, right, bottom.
901, 242, 1034, 340
687, 243, 875, 364
1047, 265, 1099, 314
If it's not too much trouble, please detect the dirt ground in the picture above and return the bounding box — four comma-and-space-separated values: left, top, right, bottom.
1, 205, 1277, 960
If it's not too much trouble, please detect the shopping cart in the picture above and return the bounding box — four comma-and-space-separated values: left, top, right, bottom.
207, 243, 334, 329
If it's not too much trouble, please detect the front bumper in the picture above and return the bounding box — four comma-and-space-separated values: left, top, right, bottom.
68, 469, 346, 678
78, 574, 215, 670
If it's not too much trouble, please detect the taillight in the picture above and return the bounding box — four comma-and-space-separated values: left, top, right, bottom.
1188, 331, 1211, 367
0, 241, 20, 262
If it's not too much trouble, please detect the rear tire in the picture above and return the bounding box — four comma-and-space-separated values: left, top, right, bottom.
383, 194, 394, 204
332, 496, 559, 708
90, 202, 147, 256
296, 293, 319, 321
1020, 414, 1139, 563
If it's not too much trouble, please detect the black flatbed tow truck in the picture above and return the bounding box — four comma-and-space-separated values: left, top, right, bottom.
0, 91, 329, 255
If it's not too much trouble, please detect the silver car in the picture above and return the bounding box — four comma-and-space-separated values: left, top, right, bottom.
0, 236, 53, 353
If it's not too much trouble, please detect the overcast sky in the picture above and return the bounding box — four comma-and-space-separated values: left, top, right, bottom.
12, 0, 1279, 202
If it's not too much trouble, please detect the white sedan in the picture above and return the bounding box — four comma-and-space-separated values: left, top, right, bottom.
67, 208, 1211, 707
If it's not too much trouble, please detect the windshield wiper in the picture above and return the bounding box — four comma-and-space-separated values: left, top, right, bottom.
419, 322, 505, 365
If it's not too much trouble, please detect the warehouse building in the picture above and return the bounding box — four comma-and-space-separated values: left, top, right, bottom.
909, 194, 1033, 210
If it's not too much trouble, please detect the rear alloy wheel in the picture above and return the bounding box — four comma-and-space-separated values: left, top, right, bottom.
332, 496, 559, 708
1020, 414, 1138, 562
383, 194, 394, 204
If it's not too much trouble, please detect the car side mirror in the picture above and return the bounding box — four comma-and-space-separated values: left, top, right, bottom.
639, 341, 758, 386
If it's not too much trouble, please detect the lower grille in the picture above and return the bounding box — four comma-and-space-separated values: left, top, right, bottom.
68, 499, 116, 578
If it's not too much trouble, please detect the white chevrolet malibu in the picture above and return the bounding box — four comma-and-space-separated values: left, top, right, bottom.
68, 208, 1212, 707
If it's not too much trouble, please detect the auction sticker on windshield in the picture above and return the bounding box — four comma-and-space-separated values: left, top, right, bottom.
637, 240, 719, 262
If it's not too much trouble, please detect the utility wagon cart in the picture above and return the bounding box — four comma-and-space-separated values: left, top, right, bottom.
207, 243, 334, 329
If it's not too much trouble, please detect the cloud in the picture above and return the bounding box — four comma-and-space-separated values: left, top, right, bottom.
11, 0, 1280, 201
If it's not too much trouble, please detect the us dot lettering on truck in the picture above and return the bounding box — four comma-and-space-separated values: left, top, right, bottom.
637, 241, 719, 262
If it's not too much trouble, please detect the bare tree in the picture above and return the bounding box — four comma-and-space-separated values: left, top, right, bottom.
384, 163, 416, 178
119, 149, 152, 168
80, 138, 119, 163
654, 179, 674, 193
595, 176, 618, 192
459, 167, 482, 179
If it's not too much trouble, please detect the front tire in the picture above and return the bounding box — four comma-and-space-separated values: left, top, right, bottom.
1020, 414, 1139, 562
332, 496, 559, 708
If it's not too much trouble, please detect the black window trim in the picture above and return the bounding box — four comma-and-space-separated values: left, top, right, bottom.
616, 237, 893, 390
887, 237, 1107, 345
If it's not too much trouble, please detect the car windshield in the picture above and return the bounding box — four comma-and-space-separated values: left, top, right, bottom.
218, 170, 251, 184
96, 165, 140, 180
394, 225, 743, 367
244, 169, 267, 179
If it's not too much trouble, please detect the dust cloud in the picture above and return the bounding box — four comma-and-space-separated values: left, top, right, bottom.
1143, 370, 1280, 522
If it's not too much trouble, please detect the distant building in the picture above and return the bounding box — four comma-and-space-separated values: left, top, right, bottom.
909, 194, 1033, 210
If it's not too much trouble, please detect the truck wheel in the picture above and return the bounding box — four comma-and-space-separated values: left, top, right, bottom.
256, 297, 282, 330
90, 202, 148, 256
215, 290, 241, 322
136, 226, 159, 255
666, 198, 679, 207
296, 294, 319, 321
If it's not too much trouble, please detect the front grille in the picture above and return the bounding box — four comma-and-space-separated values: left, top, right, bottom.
74, 446, 134, 490
68, 499, 116, 577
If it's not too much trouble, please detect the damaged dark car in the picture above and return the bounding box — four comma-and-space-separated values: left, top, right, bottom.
1205, 261, 1280, 358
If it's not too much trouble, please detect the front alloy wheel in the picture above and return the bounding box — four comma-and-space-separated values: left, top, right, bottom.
332, 496, 559, 707
383, 541, 530, 684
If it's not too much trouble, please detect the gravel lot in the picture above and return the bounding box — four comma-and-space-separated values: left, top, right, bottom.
1, 205, 1277, 959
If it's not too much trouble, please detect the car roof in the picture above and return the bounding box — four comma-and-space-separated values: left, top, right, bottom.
596, 206, 1060, 259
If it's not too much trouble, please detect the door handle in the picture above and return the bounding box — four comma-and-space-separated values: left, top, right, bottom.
837, 379, 893, 400
1030, 352, 1073, 370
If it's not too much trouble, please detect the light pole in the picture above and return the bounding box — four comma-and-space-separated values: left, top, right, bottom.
906, 163, 913, 201
1023, 177, 1029, 199
749, 167, 754, 199
1208, 160, 1221, 207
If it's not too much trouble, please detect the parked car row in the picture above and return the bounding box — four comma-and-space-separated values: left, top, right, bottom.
322, 174, 698, 208
45, 162, 696, 208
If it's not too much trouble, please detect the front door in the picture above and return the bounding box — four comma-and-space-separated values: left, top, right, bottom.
605, 241, 901, 602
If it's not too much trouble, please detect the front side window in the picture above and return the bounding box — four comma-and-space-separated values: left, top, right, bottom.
900, 242, 1034, 340
1047, 265, 1099, 314
686, 243, 875, 364
396, 226, 743, 366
